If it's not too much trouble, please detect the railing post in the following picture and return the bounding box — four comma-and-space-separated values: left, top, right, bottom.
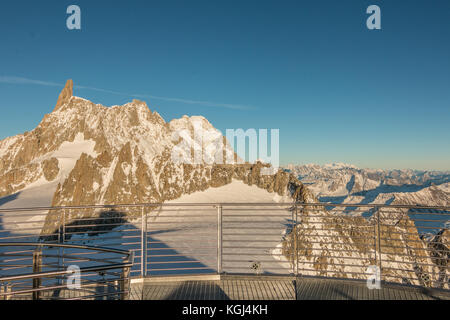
144, 208, 148, 277
120, 264, 131, 300
32, 247, 42, 300
57, 210, 65, 286
58, 212, 61, 244
141, 207, 147, 277
62, 209, 66, 243
62, 210, 66, 271
376, 207, 383, 282
294, 203, 299, 277
1, 283, 11, 300
217, 204, 223, 274
373, 210, 377, 271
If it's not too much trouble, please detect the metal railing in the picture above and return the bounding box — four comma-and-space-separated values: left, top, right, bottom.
0, 202, 448, 292
0, 243, 133, 300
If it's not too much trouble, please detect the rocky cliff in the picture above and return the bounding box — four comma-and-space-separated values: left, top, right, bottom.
0, 81, 313, 233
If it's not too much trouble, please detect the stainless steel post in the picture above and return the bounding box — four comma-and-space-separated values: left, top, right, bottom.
32, 248, 42, 300
141, 207, 145, 277
143, 207, 148, 277
217, 205, 223, 274
294, 203, 299, 277
376, 207, 383, 281
120, 265, 131, 300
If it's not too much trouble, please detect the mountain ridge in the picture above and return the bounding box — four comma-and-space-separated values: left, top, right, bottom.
0, 80, 313, 208
285, 163, 450, 207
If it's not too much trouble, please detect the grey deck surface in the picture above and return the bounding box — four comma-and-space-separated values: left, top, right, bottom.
129, 276, 450, 300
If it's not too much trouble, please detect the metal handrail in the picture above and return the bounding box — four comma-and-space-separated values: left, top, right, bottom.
0, 202, 449, 212
0, 243, 134, 300
0, 262, 132, 282
1, 202, 449, 293
0, 242, 132, 255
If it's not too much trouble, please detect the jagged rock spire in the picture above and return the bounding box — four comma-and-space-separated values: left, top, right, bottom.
53, 79, 73, 111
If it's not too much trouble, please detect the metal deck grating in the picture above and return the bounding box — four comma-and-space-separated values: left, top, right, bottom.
129, 275, 450, 300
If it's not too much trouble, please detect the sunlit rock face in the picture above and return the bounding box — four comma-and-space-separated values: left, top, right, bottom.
0, 80, 313, 231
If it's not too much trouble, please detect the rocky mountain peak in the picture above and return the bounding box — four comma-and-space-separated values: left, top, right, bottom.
1, 81, 313, 208
53, 79, 74, 112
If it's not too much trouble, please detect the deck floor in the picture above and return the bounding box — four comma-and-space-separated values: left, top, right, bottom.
129, 276, 450, 300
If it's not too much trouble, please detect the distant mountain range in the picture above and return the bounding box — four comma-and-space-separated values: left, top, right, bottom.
285, 163, 450, 207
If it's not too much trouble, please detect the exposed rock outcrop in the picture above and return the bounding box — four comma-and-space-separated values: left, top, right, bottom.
42, 157, 60, 181
54, 79, 73, 111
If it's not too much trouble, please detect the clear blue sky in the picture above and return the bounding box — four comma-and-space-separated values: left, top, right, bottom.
0, 0, 449, 170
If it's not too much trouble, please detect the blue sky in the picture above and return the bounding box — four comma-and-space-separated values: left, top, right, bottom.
0, 0, 449, 170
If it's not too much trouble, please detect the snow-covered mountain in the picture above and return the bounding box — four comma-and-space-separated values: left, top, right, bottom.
0, 81, 447, 289
285, 163, 450, 206
0, 80, 312, 207
0, 80, 313, 233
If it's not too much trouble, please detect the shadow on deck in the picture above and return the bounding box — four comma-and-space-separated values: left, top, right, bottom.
129, 275, 450, 300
